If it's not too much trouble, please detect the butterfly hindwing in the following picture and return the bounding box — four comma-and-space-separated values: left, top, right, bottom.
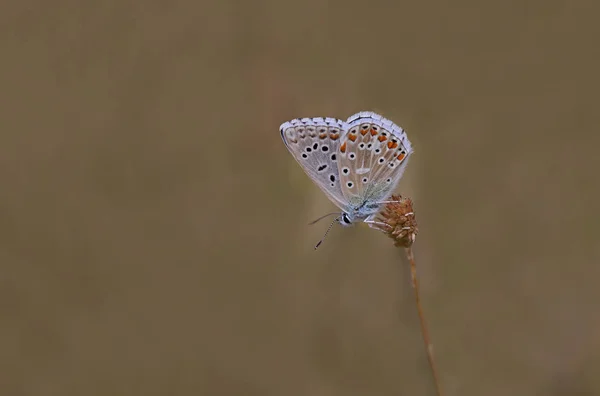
280, 117, 348, 210
337, 111, 413, 205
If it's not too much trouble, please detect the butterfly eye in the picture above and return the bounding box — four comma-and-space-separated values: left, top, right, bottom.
342, 213, 352, 224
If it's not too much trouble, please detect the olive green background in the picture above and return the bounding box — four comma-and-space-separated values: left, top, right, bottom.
2, 1, 599, 395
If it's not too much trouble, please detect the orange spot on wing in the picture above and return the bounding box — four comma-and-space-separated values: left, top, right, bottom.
340, 142, 347, 153
330, 133, 339, 140
348, 134, 357, 142
378, 135, 387, 142
360, 129, 368, 136
319, 133, 328, 139
387, 141, 398, 149
370, 129, 377, 136
397, 153, 406, 161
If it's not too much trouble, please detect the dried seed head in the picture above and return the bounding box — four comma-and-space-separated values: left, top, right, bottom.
374, 195, 418, 247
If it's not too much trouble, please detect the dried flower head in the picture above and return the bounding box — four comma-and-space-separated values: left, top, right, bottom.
373, 194, 418, 247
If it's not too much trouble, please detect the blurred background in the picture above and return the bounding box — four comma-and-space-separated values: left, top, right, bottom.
2, 0, 600, 395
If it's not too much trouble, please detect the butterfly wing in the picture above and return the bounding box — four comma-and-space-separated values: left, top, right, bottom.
337, 111, 413, 208
280, 117, 349, 210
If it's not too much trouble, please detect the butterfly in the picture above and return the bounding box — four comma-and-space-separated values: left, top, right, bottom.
280, 111, 413, 244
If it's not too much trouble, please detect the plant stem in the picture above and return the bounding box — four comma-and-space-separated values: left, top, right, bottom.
405, 246, 443, 396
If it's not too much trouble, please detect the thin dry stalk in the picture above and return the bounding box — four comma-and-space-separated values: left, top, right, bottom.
406, 246, 443, 396
372, 195, 443, 396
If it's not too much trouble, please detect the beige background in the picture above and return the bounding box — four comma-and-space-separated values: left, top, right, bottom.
2, 1, 600, 395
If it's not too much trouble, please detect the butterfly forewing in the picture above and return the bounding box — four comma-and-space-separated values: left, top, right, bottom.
280, 117, 349, 210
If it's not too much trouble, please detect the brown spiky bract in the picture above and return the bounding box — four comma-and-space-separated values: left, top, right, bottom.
373, 195, 418, 247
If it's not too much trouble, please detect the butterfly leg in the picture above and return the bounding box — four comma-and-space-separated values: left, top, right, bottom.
363, 214, 391, 230
372, 200, 405, 205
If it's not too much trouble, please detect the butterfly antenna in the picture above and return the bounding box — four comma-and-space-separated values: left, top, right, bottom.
308, 212, 341, 225
314, 216, 340, 250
